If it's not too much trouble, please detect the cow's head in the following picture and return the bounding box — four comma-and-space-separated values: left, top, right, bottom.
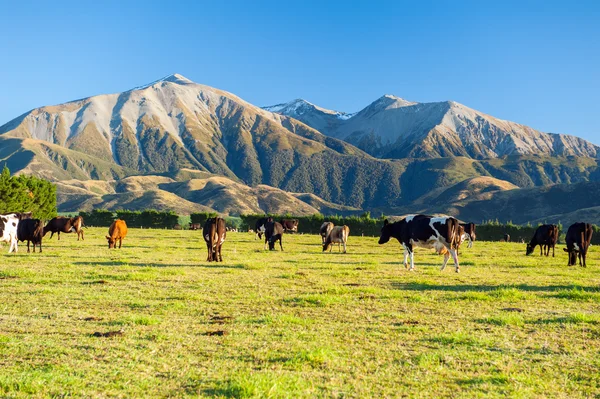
378, 219, 392, 245
526, 243, 534, 256
106, 235, 116, 249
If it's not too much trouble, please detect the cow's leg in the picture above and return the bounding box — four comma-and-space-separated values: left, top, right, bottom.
449, 248, 460, 273
343, 241, 347, 253
206, 243, 211, 261
27, 241, 31, 253
119, 238, 122, 249
409, 249, 415, 271
50, 231, 54, 239
552, 245, 555, 257
401, 245, 409, 269
279, 237, 283, 251
80, 230, 84, 241
264, 237, 268, 250
441, 251, 450, 271
57, 231, 60, 241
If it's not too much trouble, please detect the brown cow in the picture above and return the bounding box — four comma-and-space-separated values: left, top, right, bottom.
323, 225, 350, 253
106, 219, 128, 249
320, 222, 334, 244
44, 216, 84, 240
204, 217, 226, 261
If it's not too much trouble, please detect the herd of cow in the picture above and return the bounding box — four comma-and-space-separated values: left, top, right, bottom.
0, 212, 594, 271
0, 214, 129, 252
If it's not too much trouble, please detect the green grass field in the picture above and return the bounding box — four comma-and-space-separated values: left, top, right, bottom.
1, 228, 599, 398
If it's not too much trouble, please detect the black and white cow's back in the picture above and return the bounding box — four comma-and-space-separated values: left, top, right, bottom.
378, 214, 462, 272
255, 217, 273, 240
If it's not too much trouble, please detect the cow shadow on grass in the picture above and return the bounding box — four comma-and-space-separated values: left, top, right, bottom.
72, 261, 246, 269
391, 281, 600, 293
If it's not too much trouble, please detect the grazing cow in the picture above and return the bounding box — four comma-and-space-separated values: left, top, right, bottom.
563, 222, 593, 267
17, 218, 44, 253
320, 222, 334, 244
265, 221, 284, 251
460, 222, 476, 248
0, 213, 20, 253
189, 223, 201, 230
44, 216, 84, 240
378, 214, 462, 272
203, 217, 226, 261
255, 217, 273, 240
323, 225, 350, 253
526, 224, 559, 257
106, 219, 128, 249
503, 234, 511, 242
280, 219, 299, 233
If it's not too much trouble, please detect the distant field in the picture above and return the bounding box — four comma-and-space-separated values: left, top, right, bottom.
1, 229, 599, 398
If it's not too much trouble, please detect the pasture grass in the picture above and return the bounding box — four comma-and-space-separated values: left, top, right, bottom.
1, 229, 600, 397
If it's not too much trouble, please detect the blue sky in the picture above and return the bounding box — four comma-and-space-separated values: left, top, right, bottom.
1, 0, 598, 142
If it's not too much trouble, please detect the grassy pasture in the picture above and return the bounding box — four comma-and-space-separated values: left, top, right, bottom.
1, 228, 600, 398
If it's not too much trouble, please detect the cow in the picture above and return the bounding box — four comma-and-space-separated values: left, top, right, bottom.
323, 225, 349, 253
320, 222, 334, 244
563, 222, 593, 267
17, 218, 44, 253
279, 219, 299, 233
265, 221, 284, 251
460, 222, 476, 248
255, 217, 273, 240
378, 214, 462, 273
526, 224, 559, 257
189, 223, 201, 230
106, 219, 128, 249
503, 234, 511, 242
44, 216, 84, 240
203, 217, 226, 261
0, 213, 20, 253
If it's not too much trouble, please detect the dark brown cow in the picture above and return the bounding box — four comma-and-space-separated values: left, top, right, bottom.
265, 221, 284, 251
503, 234, 511, 242
189, 223, 201, 231
44, 216, 84, 240
106, 219, 128, 249
279, 219, 299, 233
526, 224, 559, 257
323, 225, 349, 253
563, 222, 593, 267
203, 217, 226, 261
320, 222, 334, 244
17, 219, 44, 253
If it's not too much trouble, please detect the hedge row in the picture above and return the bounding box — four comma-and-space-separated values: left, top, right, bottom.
79, 209, 178, 228
240, 213, 383, 236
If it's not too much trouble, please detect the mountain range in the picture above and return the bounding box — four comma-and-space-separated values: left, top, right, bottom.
1, 73, 599, 225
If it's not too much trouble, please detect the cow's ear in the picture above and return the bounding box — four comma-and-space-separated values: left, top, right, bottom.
383, 219, 389, 226
105, 235, 110, 239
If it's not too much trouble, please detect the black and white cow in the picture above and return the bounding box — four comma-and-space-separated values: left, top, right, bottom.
254, 217, 273, 240
0, 213, 21, 253
378, 214, 462, 272
563, 222, 593, 267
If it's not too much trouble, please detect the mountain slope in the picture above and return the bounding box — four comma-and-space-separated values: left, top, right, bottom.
265, 95, 599, 159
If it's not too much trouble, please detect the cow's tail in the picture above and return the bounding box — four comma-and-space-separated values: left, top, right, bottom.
584, 224, 593, 252
448, 218, 460, 250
